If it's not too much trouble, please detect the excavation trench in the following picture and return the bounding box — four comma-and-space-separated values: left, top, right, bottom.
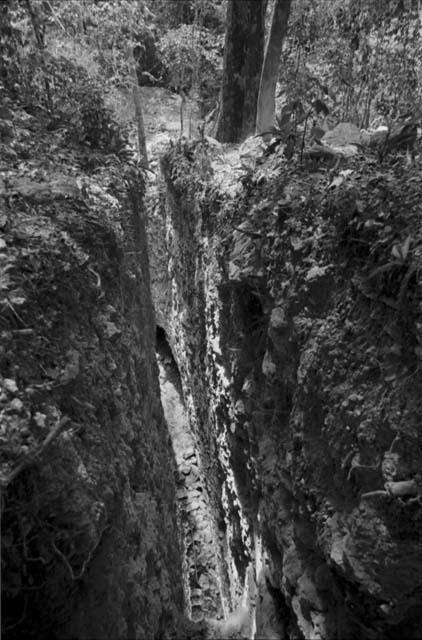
155, 326, 286, 639
156, 327, 226, 623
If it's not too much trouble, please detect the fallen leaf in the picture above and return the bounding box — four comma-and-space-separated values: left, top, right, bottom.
329, 176, 344, 188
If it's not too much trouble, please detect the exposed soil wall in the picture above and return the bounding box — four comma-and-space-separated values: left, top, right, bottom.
0, 108, 189, 639
156, 139, 422, 639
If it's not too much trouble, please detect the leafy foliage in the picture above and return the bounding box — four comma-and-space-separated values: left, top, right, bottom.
280, 0, 422, 128
150, 0, 226, 32
158, 24, 223, 113
0, 2, 128, 154
48, 0, 154, 86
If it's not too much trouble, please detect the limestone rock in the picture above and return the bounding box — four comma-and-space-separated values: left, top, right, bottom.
270, 306, 288, 331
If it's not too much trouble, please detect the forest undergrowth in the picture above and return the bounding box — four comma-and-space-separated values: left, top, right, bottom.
1, 0, 422, 637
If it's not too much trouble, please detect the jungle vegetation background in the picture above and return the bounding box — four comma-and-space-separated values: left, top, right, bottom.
1, 0, 421, 152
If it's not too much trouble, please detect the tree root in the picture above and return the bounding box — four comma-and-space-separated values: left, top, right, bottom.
51, 523, 108, 581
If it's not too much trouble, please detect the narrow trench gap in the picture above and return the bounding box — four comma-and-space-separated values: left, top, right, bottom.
155, 326, 226, 623
156, 324, 287, 638
213, 288, 292, 640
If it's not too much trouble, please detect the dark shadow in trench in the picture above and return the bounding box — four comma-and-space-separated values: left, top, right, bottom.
156, 326, 184, 394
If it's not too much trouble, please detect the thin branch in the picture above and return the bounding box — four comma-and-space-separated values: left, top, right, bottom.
5, 298, 28, 327
1, 416, 71, 488
300, 110, 311, 163
45, 0, 67, 34
180, 88, 187, 138
361, 490, 389, 500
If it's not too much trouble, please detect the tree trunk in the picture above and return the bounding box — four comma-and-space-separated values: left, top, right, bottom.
131, 48, 149, 170
216, 0, 268, 143
256, 0, 291, 139
24, 0, 53, 111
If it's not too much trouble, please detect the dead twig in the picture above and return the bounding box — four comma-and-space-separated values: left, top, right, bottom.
45, 0, 67, 33
300, 110, 311, 163
5, 298, 28, 327
360, 489, 389, 500
0, 416, 71, 488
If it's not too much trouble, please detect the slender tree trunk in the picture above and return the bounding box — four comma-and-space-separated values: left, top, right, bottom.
24, 0, 53, 111
216, 0, 268, 143
131, 48, 149, 169
256, 0, 291, 138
